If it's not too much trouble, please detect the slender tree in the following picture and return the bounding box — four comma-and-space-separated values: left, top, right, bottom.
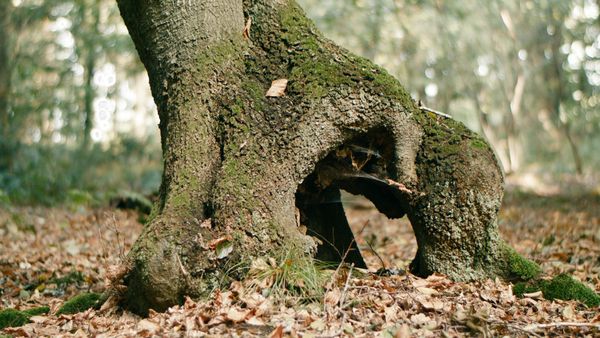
0, 1, 13, 172
116, 0, 534, 315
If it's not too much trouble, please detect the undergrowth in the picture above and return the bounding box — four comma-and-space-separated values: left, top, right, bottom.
244, 250, 334, 303
0, 306, 49, 329
514, 274, 600, 307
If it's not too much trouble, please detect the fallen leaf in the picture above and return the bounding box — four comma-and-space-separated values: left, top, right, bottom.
324, 288, 341, 306
310, 319, 326, 330
410, 313, 430, 326
243, 17, 252, 39
523, 291, 543, 299
216, 240, 233, 259
226, 308, 248, 322
137, 319, 160, 333
246, 316, 265, 326
208, 235, 232, 249
29, 315, 48, 323
417, 287, 438, 296
269, 325, 283, 338
266, 79, 288, 97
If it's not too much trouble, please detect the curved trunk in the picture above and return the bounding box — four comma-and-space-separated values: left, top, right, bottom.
117, 0, 526, 315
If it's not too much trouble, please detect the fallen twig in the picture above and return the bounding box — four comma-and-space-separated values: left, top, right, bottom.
522, 322, 600, 331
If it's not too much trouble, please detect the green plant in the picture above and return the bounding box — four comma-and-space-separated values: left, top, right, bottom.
56, 292, 102, 315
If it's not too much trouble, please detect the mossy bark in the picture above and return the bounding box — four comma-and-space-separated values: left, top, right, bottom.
117, 0, 525, 315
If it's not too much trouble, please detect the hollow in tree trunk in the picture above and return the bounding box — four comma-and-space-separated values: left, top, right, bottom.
116, 0, 536, 315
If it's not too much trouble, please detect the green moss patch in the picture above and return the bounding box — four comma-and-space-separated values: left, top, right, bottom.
0, 306, 50, 329
22, 306, 50, 316
504, 246, 542, 281
514, 274, 600, 307
56, 292, 101, 315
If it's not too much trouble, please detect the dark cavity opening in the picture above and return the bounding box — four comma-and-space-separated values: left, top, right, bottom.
295, 129, 414, 269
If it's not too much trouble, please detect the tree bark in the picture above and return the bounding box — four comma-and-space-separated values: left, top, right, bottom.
117, 0, 526, 315
0, 1, 12, 172
81, 1, 101, 150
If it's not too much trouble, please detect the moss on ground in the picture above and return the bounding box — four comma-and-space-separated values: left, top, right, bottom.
514, 274, 600, 307
0, 306, 50, 329
504, 246, 542, 281
0, 309, 29, 330
22, 306, 50, 316
56, 292, 101, 315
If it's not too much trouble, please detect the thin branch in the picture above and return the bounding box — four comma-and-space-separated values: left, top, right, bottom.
522, 322, 600, 330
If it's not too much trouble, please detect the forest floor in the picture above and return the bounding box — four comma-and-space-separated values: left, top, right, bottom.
1, 184, 599, 337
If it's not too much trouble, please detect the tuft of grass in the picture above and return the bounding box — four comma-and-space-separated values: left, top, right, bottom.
245, 250, 331, 302
0, 306, 50, 329
514, 274, 600, 307
56, 292, 101, 315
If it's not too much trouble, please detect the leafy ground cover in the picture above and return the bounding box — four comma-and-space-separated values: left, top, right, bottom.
0, 187, 598, 337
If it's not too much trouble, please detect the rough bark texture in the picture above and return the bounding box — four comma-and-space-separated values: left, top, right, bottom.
117, 0, 532, 315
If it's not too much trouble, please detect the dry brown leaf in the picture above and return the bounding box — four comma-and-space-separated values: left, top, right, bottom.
266, 79, 288, 97
29, 315, 48, 324
269, 325, 283, 338
410, 313, 430, 326
246, 316, 265, 326
419, 299, 444, 312
310, 319, 326, 331
208, 235, 232, 249
243, 17, 252, 39
523, 291, 543, 299
417, 287, 438, 296
226, 308, 249, 323
137, 319, 160, 333
324, 288, 341, 306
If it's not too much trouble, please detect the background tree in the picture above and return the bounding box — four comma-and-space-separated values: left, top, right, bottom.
301, 0, 600, 175
0, 0, 161, 204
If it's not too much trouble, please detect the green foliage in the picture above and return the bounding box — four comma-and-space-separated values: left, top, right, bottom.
0, 189, 10, 207
299, 0, 600, 174
1, 137, 161, 206
514, 274, 600, 307
0, 306, 49, 329
56, 292, 102, 315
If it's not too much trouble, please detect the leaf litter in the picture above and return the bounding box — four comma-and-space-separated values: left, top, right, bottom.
0, 188, 599, 337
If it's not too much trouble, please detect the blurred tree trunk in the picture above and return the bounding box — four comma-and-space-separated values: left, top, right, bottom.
117, 0, 524, 315
362, 1, 383, 61
546, 22, 583, 175
81, 1, 101, 150
0, 2, 13, 172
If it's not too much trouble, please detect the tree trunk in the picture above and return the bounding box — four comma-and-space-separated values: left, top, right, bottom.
81, 1, 101, 150
0, 1, 12, 172
117, 0, 526, 315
